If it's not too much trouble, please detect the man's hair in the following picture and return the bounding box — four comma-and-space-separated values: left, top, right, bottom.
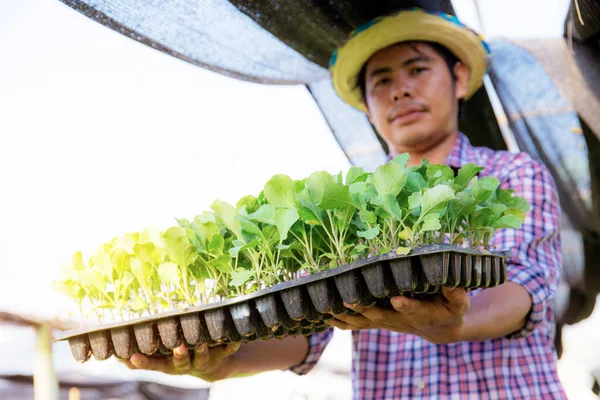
355, 41, 466, 119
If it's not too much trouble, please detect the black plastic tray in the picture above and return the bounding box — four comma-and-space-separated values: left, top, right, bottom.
57, 244, 509, 363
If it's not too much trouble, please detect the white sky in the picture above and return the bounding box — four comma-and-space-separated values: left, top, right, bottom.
2, 0, 598, 398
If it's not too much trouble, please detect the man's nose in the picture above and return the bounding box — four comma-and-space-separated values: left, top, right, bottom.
391, 79, 414, 101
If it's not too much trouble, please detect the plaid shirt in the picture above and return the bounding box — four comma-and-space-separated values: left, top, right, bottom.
290, 133, 567, 399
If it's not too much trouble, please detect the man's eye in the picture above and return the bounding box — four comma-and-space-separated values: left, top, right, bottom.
411, 67, 427, 75
375, 78, 390, 86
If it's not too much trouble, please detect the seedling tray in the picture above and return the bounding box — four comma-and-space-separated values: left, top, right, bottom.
57, 244, 509, 363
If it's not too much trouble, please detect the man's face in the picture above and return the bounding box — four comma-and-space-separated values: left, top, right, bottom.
364, 42, 469, 155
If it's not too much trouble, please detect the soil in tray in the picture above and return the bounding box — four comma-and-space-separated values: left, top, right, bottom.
63, 247, 508, 363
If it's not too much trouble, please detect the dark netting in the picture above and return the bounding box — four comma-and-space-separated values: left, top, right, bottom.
488, 39, 600, 352
308, 79, 387, 172
58, 0, 328, 84
489, 39, 594, 236
59, 0, 455, 75
58, 0, 455, 84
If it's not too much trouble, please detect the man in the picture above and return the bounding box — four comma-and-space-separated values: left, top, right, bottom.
125, 8, 566, 399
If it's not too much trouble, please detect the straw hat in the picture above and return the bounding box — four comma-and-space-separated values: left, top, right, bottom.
329, 8, 491, 112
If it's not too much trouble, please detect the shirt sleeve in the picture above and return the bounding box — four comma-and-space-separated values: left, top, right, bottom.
288, 328, 334, 375
491, 153, 562, 339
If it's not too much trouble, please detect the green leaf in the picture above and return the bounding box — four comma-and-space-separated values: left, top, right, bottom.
264, 174, 296, 208
120, 272, 135, 292
207, 234, 224, 254
357, 225, 380, 239
52, 280, 82, 300
237, 215, 263, 236
408, 191, 422, 210
420, 185, 455, 219
133, 242, 164, 266
304, 171, 334, 204
319, 182, 356, 209
274, 207, 299, 243
493, 215, 524, 229
72, 251, 86, 271
471, 176, 500, 202
396, 246, 411, 255
398, 226, 412, 240
370, 194, 403, 221
247, 204, 277, 225
470, 208, 496, 228
111, 248, 131, 277
197, 212, 217, 224
162, 227, 198, 268
236, 195, 259, 214
211, 200, 242, 239
454, 164, 484, 190
130, 257, 153, 288
373, 162, 407, 196
426, 165, 454, 185
421, 213, 442, 231
133, 295, 148, 312
449, 191, 478, 217
333, 206, 356, 231
405, 171, 427, 192
349, 182, 377, 209
209, 254, 232, 274
489, 203, 508, 218
350, 244, 368, 255
228, 238, 260, 257
390, 153, 410, 168
158, 262, 180, 286
496, 188, 530, 217
297, 204, 322, 225
92, 250, 113, 277
346, 166, 366, 185
229, 269, 254, 287
359, 209, 377, 224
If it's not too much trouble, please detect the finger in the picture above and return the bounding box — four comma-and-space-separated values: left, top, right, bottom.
172, 344, 192, 371
331, 312, 372, 329
192, 342, 240, 371
441, 287, 469, 315
345, 303, 395, 324
326, 319, 358, 330
225, 342, 241, 355
130, 353, 172, 373
119, 357, 137, 370
192, 343, 210, 371
390, 295, 428, 315
212, 342, 241, 362
343, 302, 369, 314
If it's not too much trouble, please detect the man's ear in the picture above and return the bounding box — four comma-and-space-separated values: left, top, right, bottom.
453, 61, 470, 100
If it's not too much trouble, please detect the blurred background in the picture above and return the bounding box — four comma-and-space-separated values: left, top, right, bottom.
1, 0, 599, 398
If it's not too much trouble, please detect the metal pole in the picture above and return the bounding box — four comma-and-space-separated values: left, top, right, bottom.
34, 323, 58, 400
470, 0, 521, 152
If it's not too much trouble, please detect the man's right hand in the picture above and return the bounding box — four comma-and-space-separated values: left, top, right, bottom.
122, 342, 240, 382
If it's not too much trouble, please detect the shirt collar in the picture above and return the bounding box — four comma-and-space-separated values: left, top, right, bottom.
385, 132, 473, 167
444, 132, 473, 168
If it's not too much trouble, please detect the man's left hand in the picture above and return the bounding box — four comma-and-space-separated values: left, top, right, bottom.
327, 287, 470, 344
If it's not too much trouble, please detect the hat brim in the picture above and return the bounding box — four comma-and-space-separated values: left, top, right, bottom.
330, 10, 489, 113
